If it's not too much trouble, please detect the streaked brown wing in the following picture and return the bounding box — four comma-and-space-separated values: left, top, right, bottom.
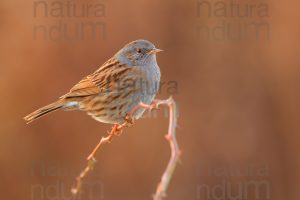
61, 58, 144, 99
61, 73, 100, 98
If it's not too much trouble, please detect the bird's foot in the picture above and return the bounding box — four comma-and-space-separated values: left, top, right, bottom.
111, 124, 123, 136
124, 115, 134, 127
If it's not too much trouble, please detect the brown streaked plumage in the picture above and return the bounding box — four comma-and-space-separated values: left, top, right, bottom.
24, 40, 162, 125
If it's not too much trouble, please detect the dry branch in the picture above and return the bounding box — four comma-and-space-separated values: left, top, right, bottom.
71, 96, 180, 199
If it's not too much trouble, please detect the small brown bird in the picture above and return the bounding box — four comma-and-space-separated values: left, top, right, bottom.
24, 40, 162, 124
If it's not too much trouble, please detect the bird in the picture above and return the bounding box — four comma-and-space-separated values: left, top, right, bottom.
24, 39, 162, 125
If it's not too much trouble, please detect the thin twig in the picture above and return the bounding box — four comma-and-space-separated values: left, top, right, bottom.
71, 122, 130, 196
71, 97, 180, 199
149, 97, 181, 200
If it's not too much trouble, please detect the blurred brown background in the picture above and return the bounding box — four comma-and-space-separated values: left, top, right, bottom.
1, 0, 300, 199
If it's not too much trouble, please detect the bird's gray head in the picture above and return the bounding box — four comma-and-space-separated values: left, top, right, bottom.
115, 39, 162, 66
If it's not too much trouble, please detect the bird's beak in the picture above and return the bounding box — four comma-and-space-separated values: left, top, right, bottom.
148, 48, 163, 55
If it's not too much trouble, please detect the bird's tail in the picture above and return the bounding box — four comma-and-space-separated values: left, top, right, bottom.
24, 100, 65, 124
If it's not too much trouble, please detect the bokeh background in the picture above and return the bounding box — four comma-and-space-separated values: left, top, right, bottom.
1, 0, 300, 199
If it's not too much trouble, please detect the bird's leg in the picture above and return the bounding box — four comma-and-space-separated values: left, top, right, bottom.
124, 114, 134, 127
111, 124, 123, 136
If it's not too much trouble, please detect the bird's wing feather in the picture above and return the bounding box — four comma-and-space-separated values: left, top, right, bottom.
61, 58, 145, 99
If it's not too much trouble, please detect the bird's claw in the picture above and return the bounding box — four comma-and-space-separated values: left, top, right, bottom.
125, 115, 134, 127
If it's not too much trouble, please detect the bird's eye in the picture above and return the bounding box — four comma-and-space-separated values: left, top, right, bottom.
137, 48, 142, 53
